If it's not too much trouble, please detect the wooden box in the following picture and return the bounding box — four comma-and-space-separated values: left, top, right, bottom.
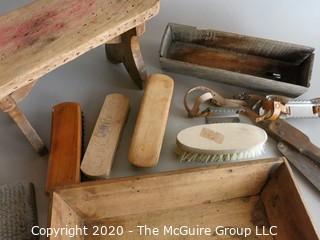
50, 158, 318, 239
160, 23, 315, 97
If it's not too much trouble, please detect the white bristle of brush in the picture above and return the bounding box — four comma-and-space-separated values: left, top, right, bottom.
176, 123, 268, 163
176, 143, 265, 163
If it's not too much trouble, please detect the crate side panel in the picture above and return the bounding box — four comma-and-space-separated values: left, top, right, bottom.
261, 162, 319, 240
57, 159, 281, 220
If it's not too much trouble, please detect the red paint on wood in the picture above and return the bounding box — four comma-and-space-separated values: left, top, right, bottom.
0, 0, 96, 50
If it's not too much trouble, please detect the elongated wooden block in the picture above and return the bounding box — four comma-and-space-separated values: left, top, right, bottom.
81, 94, 130, 179
129, 74, 174, 167
46, 102, 82, 193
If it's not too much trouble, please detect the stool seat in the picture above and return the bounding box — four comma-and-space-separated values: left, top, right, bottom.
0, 0, 159, 100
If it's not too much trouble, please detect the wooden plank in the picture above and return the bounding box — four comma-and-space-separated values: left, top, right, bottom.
81, 94, 130, 179
106, 23, 145, 44
160, 57, 308, 97
261, 161, 319, 240
49, 193, 84, 240
85, 196, 273, 240
129, 74, 174, 167
0, 0, 160, 100
56, 158, 282, 220
168, 23, 314, 64
46, 102, 82, 193
167, 41, 300, 84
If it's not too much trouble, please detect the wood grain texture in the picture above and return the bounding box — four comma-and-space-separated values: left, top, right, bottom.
46, 102, 82, 193
49, 158, 317, 239
105, 24, 147, 88
160, 23, 314, 97
168, 41, 301, 84
161, 58, 308, 97
50, 192, 83, 240
55, 158, 281, 220
261, 160, 319, 240
10, 81, 37, 103
129, 74, 174, 167
85, 196, 272, 240
0, 95, 47, 154
268, 120, 320, 166
81, 94, 130, 179
0, 0, 160, 100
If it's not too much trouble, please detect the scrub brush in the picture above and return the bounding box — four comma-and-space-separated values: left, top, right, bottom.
176, 123, 267, 163
0, 182, 38, 240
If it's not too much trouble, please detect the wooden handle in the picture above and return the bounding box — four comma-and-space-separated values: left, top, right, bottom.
81, 94, 130, 179
129, 74, 174, 167
302, 143, 320, 167
46, 103, 82, 193
268, 121, 320, 164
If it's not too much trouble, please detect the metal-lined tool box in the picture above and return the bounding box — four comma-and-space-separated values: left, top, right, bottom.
160, 23, 315, 97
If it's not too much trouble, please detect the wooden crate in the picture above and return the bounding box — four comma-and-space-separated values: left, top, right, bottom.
160, 23, 315, 97
50, 158, 318, 239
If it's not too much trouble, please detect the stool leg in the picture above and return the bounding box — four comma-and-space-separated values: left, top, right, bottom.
105, 44, 122, 64
122, 34, 147, 89
105, 24, 147, 89
0, 96, 47, 155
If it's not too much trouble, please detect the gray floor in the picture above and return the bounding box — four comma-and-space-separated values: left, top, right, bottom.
0, 0, 319, 237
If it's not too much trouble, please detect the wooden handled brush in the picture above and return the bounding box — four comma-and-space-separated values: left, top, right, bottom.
81, 94, 130, 179
129, 74, 174, 167
46, 102, 82, 193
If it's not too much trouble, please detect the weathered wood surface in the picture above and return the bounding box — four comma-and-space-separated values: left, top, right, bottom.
50, 158, 318, 239
261, 161, 319, 240
105, 24, 147, 88
54, 159, 281, 219
0, 0, 160, 100
50, 192, 83, 240
129, 74, 174, 167
160, 23, 314, 97
168, 42, 300, 83
46, 102, 82, 193
0, 95, 47, 154
268, 120, 320, 165
85, 196, 272, 240
277, 142, 320, 191
81, 94, 130, 179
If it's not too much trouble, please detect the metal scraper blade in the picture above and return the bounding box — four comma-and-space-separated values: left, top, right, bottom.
278, 142, 320, 191
205, 107, 241, 124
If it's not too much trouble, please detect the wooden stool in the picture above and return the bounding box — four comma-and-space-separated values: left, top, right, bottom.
0, 0, 160, 154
